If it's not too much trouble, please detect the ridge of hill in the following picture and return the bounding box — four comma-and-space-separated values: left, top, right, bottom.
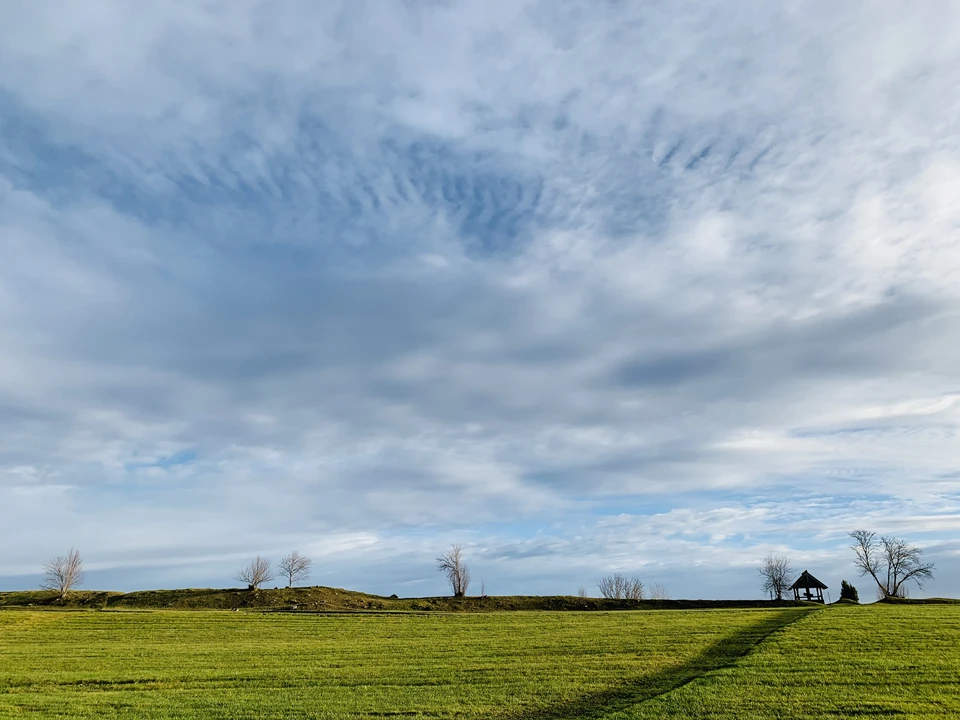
0, 587, 818, 612
875, 595, 960, 605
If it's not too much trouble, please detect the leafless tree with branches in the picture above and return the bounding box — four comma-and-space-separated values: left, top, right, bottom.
277, 551, 312, 588
849, 530, 935, 599
758, 554, 794, 601
577, 586, 589, 599
237, 556, 274, 590
597, 573, 644, 600
436, 545, 471, 597
649, 583, 670, 600
41, 549, 84, 600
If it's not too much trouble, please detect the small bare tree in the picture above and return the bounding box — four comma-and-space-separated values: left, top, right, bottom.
436, 544, 471, 597
597, 573, 644, 599
849, 530, 935, 599
277, 551, 312, 588
41, 549, 84, 600
758, 554, 794, 601
649, 583, 670, 600
577, 586, 588, 599
237, 556, 274, 590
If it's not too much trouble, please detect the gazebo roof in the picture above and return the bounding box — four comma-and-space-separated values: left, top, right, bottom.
790, 570, 828, 590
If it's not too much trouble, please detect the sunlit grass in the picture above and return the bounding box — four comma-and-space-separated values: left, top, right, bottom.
0, 604, 957, 719
630, 603, 960, 719
0, 608, 796, 719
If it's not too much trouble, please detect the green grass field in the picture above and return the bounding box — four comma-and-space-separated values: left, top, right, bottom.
0, 604, 957, 719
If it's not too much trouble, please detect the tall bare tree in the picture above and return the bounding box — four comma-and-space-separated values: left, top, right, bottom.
758, 554, 794, 601
849, 530, 935, 599
597, 573, 644, 600
436, 545, 471, 597
237, 556, 274, 590
277, 551, 312, 588
41, 549, 84, 600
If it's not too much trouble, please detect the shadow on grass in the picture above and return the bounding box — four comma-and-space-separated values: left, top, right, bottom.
507, 609, 813, 720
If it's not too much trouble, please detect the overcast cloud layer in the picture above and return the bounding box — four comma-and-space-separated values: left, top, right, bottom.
2, 1, 959, 600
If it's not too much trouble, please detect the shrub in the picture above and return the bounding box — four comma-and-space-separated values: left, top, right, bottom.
839, 580, 859, 603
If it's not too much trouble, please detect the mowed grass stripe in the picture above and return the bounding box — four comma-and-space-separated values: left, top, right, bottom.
629, 604, 960, 719
0, 609, 803, 719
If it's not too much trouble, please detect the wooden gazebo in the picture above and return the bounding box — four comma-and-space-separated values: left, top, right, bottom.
791, 570, 827, 603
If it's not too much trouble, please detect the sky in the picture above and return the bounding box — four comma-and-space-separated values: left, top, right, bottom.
1, 1, 959, 601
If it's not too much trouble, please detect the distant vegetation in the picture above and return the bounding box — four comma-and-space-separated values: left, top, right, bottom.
840, 579, 860, 603
597, 573, 645, 600
0, 586, 802, 613
751, 530, 934, 602
33, 528, 935, 608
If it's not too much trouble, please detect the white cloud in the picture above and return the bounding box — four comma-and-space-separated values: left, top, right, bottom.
0, 0, 959, 599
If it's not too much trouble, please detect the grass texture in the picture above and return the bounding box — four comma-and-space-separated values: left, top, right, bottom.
0, 604, 957, 718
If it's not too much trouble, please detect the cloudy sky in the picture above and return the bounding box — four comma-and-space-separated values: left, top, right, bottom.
1, 1, 959, 600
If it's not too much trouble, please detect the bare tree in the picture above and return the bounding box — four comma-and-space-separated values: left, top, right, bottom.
436, 544, 471, 597
649, 583, 670, 600
577, 586, 589, 599
41, 549, 84, 600
597, 573, 644, 600
237, 556, 274, 590
277, 551, 312, 588
758, 554, 794, 601
849, 530, 935, 599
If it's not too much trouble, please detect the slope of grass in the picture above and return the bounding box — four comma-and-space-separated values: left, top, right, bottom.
0, 590, 123, 608
0, 586, 809, 612
629, 603, 960, 719
0, 607, 805, 719
2, 604, 958, 719
877, 596, 960, 605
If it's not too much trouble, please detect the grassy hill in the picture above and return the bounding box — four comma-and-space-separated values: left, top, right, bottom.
0, 586, 810, 612
0, 605, 809, 718
1, 603, 958, 718
877, 595, 960, 605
